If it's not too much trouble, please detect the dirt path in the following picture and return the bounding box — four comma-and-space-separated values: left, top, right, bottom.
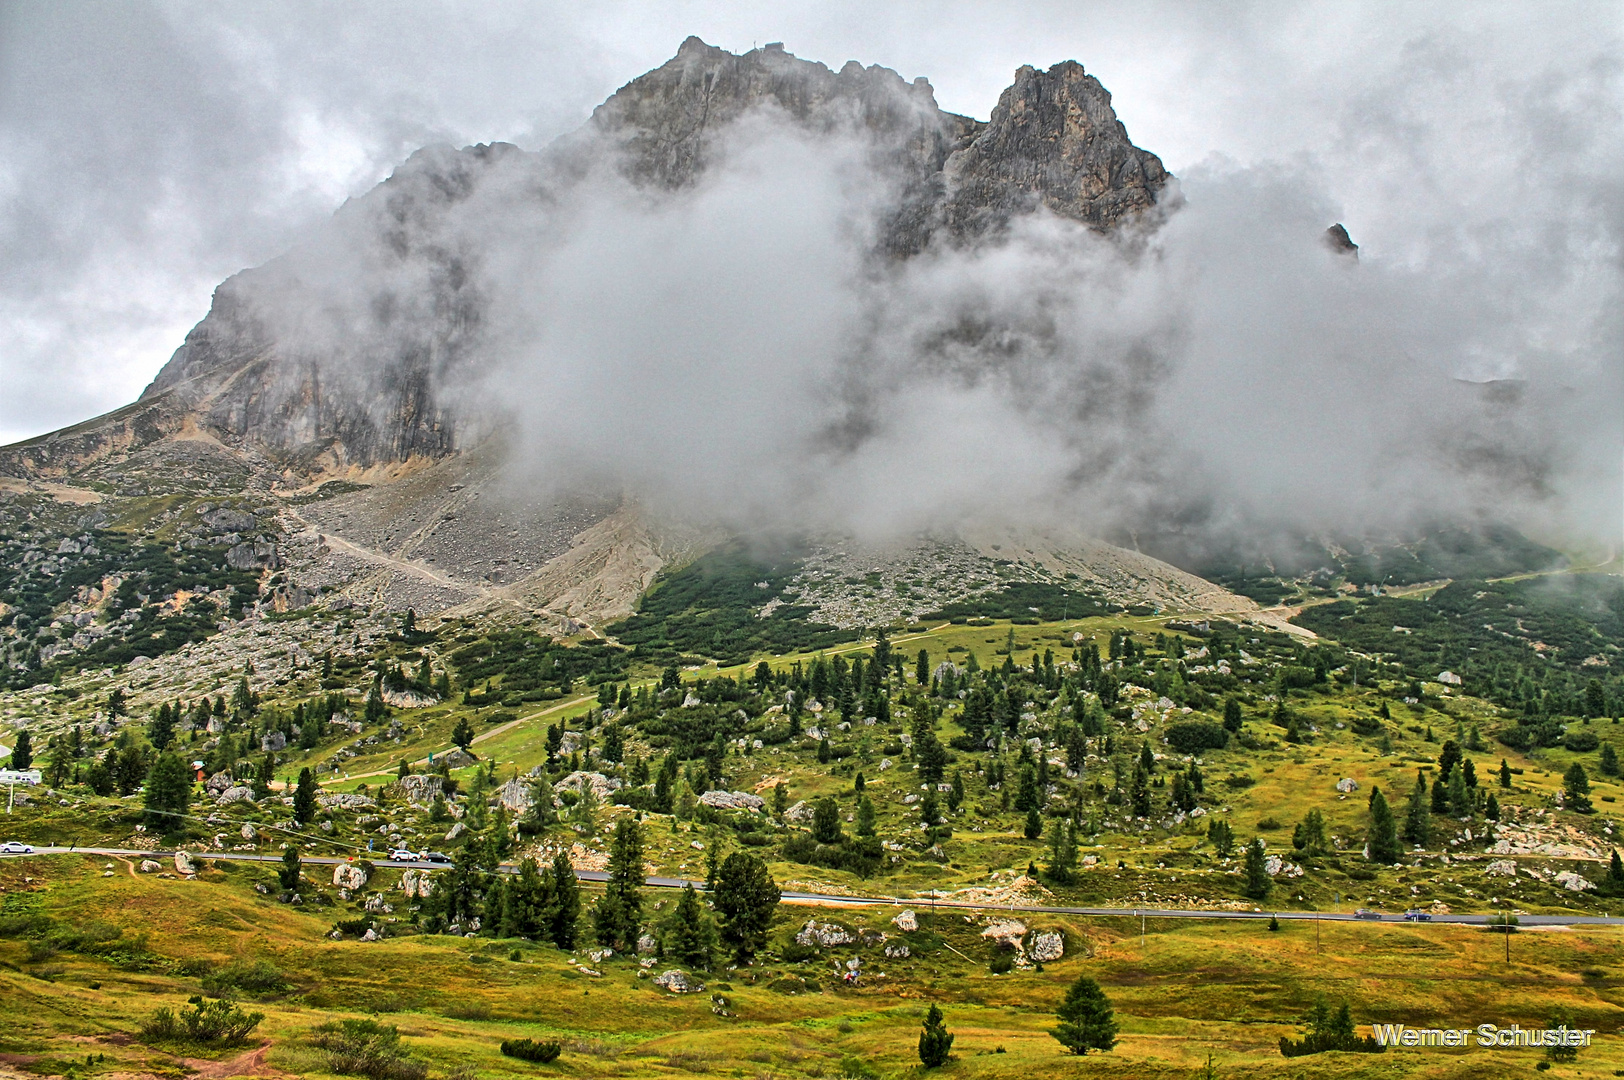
184, 1042, 291, 1080
314, 531, 484, 596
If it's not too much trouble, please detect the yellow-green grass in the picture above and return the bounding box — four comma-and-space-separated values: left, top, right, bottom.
3, 855, 1623, 1079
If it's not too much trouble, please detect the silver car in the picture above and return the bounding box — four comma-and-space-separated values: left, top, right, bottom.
0, 841, 35, 854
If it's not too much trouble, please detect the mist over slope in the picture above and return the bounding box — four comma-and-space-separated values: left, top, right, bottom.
3, 38, 1618, 562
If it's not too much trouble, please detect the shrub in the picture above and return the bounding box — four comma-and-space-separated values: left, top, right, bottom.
201, 959, 290, 997
1164, 721, 1229, 753
141, 997, 264, 1046
500, 1039, 562, 1064
310, 1019, 427, 1080
1564, 730, 1600, 753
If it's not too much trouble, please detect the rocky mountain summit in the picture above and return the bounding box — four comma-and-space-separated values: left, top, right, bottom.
0, 40, 1279, 650
0, 39, 1169, 482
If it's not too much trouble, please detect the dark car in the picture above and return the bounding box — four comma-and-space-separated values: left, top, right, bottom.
420, 851, 453, 865
1353, 908, 1383, 920
1403, 909, 1432, 921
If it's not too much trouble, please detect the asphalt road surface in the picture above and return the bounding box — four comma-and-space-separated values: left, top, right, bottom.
8, 846, 1622, 927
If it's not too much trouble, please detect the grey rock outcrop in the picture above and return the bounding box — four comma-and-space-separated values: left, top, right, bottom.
318, 792, 378, 811
653, 969, 705, 993
333, 863, 370, 890
552, 770, 621, 802
399, 868, 434, 898
795, 920, 853, 948
174, 850, 199, 875
395, 773, 444, 807
698, 789, 765, 811
940, 61, 1168, 239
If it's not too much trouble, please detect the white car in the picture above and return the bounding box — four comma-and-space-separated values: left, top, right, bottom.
389, 848, 418, 862
0, 841, 35, 854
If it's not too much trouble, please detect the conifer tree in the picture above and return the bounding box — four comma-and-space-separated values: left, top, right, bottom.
7, 729, 32, 771
663, 884, 717, 969
855, 794, 876, 837
592, 819, 643, 951
1366, 786, 1401, 864
277, 845, 302, 893
812, 797, 843, 844
1243, 838, 1272, 899
1446, 764, 1471, 817
1051, 975, 1118, 1055
712, 851, 779, 962
147, 704, 174, 751
1601, 850, 1624, 897
548, 851, 580, 949
142, 751, 191, 830
1129, 760, 1151, 818
917, 1004, 954, 1068
1565, 763, 1594, 813
293, 767, 318, 825
1046, 819, 1078, 885
1500, 758, 1513, 788
1403, 770, 1431, 847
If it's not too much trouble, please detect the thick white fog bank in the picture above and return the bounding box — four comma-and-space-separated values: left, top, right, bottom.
481, 112, 1619, 549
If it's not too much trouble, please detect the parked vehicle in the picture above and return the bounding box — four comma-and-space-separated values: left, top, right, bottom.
420, 851, 453, 865
0, 841, 35, 854
389, 848, 418, 862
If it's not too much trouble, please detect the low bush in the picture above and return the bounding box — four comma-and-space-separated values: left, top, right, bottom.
201, 959, 291, 997
500, 1039, 562, 1063
781, 833, 881, 877
1564, 730, 1600, 753
310, 1019, 427, 1080
1164, 721, 1229, 753
141, 997, 264, 1046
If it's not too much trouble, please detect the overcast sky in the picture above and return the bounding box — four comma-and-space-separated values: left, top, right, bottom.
1, 0, 1620, 449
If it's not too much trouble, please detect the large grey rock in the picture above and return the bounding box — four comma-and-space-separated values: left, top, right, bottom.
795, 920, 853, 948
783, 800, 817, 825
552, 771, 620, 802
1029, 930, 1064, 962
214, 786, 254, 805
333, 863, 370, 890
202, 508, 257, 533
495, 777, 535, 812
174, 850, 199, 875
318, 792, 378, 811
395, 773, 444, 807
698, 790, 765, 811
653, 969, 705, 994
226, 542, 279, 571
399, 869, 434, 898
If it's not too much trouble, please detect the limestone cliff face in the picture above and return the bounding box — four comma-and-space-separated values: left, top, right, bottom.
942, 61, 1169, 237
10, 40, 1169, 479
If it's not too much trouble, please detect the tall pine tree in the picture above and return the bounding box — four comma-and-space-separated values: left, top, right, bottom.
1366, 786, 1401, 864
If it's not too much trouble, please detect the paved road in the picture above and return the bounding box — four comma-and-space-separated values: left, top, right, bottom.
9, 847, 1622, 927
